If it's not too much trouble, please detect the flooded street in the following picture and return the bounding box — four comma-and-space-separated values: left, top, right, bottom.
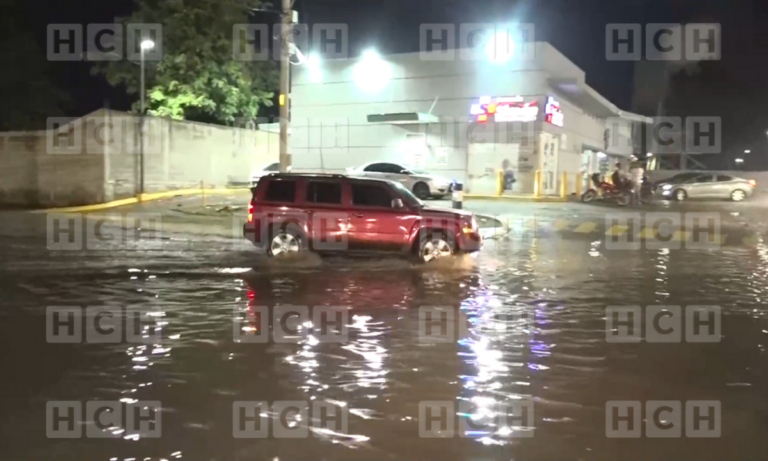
1, 205, 767, 461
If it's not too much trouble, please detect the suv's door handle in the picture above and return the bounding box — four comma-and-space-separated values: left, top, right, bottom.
353, 213, 364, 218
304, 210, 315, 215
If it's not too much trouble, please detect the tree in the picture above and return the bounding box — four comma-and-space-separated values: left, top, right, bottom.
93, 0, 277, 125
0, 1, 69, 131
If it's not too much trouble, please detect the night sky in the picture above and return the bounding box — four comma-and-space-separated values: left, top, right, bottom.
12, 0, 768, 166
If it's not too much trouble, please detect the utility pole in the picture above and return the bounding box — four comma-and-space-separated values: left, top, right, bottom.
278, 0, 293, 172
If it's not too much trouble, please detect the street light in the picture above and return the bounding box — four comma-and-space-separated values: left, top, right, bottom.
305, 54, 322, 83
745, 149, 751, 154
735, 158, 744, 164
646, 152, 653, 157
139, 39, 154, 196
485, 29, 515, 63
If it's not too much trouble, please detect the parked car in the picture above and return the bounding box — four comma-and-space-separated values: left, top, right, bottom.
242, 173, 482, 262
346, 162, 453, 200
656, 173, 755, 202
250, 162, 285, 187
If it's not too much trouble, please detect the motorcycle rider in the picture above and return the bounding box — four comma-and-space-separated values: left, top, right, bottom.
611, 163, 623, 188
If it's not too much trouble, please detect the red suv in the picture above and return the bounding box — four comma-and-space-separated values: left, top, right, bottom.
243, 173, 482, 262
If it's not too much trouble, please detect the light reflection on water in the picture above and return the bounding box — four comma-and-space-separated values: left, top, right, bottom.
0, 235, 766, 460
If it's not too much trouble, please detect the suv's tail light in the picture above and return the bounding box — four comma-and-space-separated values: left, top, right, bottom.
463, 216, 478, 234
749, 179, 757, 187
247, 202, 254, 223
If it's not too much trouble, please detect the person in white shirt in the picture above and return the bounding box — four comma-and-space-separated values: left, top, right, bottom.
630, 162, 645, 205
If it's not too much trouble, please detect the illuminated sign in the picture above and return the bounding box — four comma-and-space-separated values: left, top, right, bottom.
545, 96, 564, 127
470, 96, 539, 123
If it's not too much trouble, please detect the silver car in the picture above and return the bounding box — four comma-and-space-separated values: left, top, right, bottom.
657, 173, 755, 202
347, 161, 453, 199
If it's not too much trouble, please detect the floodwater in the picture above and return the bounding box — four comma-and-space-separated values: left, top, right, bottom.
0, 219, 767, 461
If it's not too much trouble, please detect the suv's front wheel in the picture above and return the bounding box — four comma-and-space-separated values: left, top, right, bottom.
268, 228, 303, 257
418, 233, 454, 263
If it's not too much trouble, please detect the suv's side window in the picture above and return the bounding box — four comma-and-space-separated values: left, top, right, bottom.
716, 175, 733, 182
351, 184, 393, 208
306, 181, 342, 204
264, 180, 296, 202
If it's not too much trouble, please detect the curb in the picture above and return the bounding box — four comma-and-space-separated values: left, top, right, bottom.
463, 194, 568, 203
32, 188, 251, 213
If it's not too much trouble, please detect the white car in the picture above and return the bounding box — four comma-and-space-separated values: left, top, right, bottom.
346, 161, 453, 199
250, 162, 287, 186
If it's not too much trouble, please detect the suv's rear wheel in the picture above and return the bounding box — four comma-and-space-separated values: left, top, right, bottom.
413, 182, 430, 200
268, 229, 302, 257
418, 233, 454, 263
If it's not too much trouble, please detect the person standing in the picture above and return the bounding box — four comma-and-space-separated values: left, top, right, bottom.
630, 161, 645, 205
611, 163, 623, 187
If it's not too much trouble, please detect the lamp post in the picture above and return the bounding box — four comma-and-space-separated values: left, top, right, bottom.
139, 39, 154, 196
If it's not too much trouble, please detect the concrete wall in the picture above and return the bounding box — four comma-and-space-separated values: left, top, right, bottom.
0, 110, 279, 207
0, 121, 105, 207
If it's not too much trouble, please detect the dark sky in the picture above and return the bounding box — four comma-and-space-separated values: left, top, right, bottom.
16, 0, 768, 165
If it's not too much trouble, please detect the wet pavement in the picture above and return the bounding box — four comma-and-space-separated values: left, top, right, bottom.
0, 197, 767, 461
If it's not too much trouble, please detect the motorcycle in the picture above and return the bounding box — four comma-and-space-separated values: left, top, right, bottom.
582, 173, 631, 206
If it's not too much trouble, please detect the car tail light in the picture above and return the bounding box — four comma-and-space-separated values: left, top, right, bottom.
749, 179, 756, 187
247, 202, 254, 223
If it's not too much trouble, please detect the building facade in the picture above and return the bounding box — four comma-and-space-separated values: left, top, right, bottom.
290, 42, 649, 195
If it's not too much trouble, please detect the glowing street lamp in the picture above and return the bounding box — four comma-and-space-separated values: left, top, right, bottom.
735, 158, 744, 164
138, 38, 155, 196
744, 149, 751, 154
353, 50, 392, 92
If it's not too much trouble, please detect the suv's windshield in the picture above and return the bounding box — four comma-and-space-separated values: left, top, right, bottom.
391, 181, 422, 207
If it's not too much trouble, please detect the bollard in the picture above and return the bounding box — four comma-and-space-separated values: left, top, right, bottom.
560, 171, 567, 198
497, 170, 504, 196
452, 181, 464, 209
575, 174, 582, 197
201, 180, 206, 207
533, 170, 542, 198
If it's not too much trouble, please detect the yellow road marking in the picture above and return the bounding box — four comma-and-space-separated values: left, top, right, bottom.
554, 220, 571, 231
671, 230, 690, 242
605, 224, 629, 236
573, 222, 598, 233
639, 227, 658, 239
742, 235, 761, 247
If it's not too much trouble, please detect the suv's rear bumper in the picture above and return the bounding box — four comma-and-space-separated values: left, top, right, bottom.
457, 231, 483, 253
243, 222, 262, 247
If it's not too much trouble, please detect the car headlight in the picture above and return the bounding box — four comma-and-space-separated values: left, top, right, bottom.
662, 184, 673, 190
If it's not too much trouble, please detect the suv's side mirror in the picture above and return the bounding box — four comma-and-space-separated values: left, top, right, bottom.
400, 169, 411, 175
391, 198, 404, 209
